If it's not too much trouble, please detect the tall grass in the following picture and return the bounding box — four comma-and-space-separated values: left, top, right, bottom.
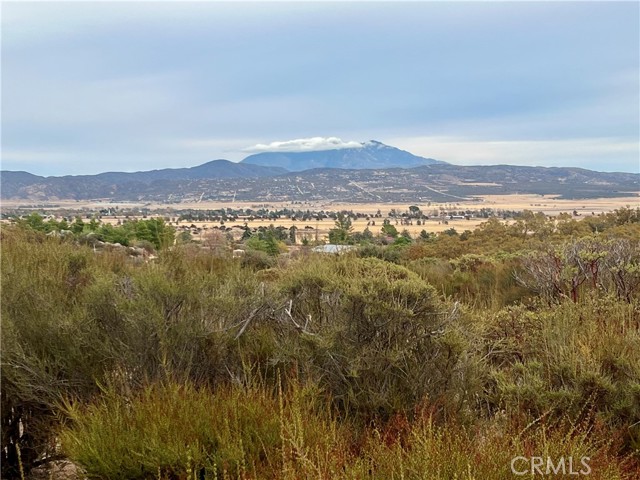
60, 379, 355, 480
346, 409, 639, 479
58, 380, 639, 479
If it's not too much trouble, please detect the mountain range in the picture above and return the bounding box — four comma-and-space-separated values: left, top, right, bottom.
1, 141, 638, 202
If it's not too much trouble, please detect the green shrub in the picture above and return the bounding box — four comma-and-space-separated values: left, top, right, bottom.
241, 248, 277, 270
1, 230, 269, 475
481, 298, 640, 445
273, 256, 477, 421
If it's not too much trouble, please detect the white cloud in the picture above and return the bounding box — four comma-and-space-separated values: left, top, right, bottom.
244, 137, 362, 153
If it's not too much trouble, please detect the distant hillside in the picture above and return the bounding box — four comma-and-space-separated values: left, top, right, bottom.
0, 171, 43, 198
241, 140, 443, 171
3, 162, 637, 203
0, 160, 287, 201
90, 160, 288, 183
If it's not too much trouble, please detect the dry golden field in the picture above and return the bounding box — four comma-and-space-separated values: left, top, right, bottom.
9, 193, 632, 242
3, 193, 638, 215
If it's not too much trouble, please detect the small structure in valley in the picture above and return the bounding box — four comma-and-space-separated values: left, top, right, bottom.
311, 244, 356, 255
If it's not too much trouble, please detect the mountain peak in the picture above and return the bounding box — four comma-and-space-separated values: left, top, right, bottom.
241, 140, 444, 171
363, 140, 387, 149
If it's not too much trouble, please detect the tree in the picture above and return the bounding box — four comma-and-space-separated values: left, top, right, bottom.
555, 212, 588, 237
134, 221, 153, 244
146, 218, 175, 249
246, 231, 281, 256
203, 230, 229, 256
288, 226, 298, 244
241, 227, 252, 241
88, 218, 100, 232
610, 206, 640, 225
381, 220, 398, 238
328, 213, 353, 244
71, 217, 85, 235
352, 227, 374, 244
514, 210, 552, 242
19, 213, 47, 232
408, 205, 422, 218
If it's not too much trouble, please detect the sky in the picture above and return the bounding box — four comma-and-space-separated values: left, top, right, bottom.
1, 1, 639, 176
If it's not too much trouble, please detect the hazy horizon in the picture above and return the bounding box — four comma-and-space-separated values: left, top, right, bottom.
2, 2, 639, 176
3, 136, 640, 178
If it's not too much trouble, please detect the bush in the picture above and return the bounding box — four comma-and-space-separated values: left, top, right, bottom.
357, 243, 402, 263
481, 298, 640, 446
273, 256, 476, 421
1, 230, 269, 475
241, 248, 277, 270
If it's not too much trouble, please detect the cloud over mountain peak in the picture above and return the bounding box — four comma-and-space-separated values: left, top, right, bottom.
244, 137, 363, 153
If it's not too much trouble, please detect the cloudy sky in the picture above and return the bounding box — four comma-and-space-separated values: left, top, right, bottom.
2, 1, 638, 176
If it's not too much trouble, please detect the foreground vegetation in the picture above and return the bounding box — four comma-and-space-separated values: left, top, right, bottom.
2, 208, 639, 478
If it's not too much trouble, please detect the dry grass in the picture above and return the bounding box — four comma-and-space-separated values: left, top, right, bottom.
5, 194, 637, 243
3, 193, 638, 214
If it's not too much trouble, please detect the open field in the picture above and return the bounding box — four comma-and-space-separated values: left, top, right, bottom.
89, 216, 486, 242
170, 217, 491, 241
4, 193, 637, 241
3, 193, 637, 215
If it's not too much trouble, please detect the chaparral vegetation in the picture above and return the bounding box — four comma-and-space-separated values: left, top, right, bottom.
2, 207, 640, 479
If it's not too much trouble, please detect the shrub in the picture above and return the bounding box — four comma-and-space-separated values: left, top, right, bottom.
241, 249, 277, 270
3, 220, 640, 476
273, 256, 476, 421
1, 230, 269, 475
481, 298, 640, 447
